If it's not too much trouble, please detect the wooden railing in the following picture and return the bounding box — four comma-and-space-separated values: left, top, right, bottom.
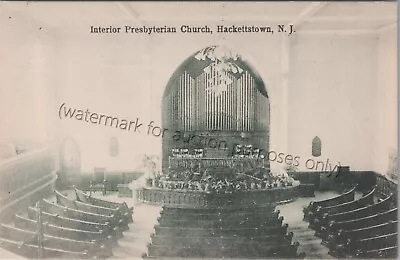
375, 174, 397, 198
0, 173, 55, 208
138, 184, 300, 209
0, 148, 54, 198
0, 148, 56, 222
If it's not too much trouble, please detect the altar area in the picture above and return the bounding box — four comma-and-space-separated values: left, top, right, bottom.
137, 156, 309, 258
138, 156, 305, 208
138, 183, 301, 208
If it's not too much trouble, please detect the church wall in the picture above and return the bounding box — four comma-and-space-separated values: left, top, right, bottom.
0, 14, 46, 143
53, 34, 155, 172
52, 30, 390, 173
52, 25, 286, 173
0, 10, 61, 153
287, 33, 378, 172
3, 12, 392, 175
374, 26, 397, 175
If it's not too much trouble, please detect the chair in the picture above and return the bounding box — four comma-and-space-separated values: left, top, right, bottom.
90, 167, 107, 195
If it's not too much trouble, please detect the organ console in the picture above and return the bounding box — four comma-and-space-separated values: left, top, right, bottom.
171, 148, 204, 158
232, 144, 266, 158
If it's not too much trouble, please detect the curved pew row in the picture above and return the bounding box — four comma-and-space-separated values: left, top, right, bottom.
153, 223, 290, 237
161, 203, 276, 215
309, 187, 376, 230
326, 220, 397, 249
74, 188, 133, 223
355, 245, 398, 258
329, 232, 398, 258
15, 214, 117, 247
27, 206, 122, 238
55, 190, 130, 227
150, 232, 294, 247
144, 242, 305, 258
0, 223, 111, 258
319, 207, 398, 240
303, 185, 357, 221
159, 211, 281, 222
156, 215, 284, 229
0, 237, 92, 259
39, 199, 128, 231
318, 195, 395, 241
159, 208, 279, 222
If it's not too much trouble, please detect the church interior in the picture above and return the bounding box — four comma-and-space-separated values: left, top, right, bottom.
0, 2, 398, 259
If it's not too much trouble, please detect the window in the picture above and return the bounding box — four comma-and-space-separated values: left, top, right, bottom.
109, 137, 119, 157
312, 136, 322, 157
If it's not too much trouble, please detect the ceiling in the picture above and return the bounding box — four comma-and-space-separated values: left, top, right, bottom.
0, 2, 397, 33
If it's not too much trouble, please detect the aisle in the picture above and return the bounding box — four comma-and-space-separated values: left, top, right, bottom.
110, 203, 162, 259
277, 191, 337, 259
98, 189, 358, 259
90, 191, 162, 259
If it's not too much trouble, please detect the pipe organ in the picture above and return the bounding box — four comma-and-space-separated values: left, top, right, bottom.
165, 67, 269, 132
162, 45, 270, 172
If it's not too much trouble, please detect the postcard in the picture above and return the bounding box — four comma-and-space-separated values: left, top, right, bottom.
0, 1, 398, 259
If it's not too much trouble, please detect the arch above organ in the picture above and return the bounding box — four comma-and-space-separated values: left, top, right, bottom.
162, 45, 270, 132
163, 45, 268, 99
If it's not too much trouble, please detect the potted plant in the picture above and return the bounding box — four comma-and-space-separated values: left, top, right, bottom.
142, 154, 159, 186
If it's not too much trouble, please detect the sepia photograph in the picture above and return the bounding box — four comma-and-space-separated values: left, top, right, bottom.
0, 1, 398, 259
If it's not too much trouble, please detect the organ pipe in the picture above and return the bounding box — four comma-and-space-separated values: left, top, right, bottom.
244, 76, 247, 131
168, 65, 268, 132
242, 77, 245, 131
205, 69, 209, 129
186, 72, 189, 130
185, 72, 187, 130
249, 73, 254, 131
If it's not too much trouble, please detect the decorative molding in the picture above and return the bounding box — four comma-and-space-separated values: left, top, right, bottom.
117, 2, 146, 27
195, 45, 244, 96
289, 2, 328, 29
307, 17, 396, 23
295, 29, 377, 35
377, 22, 397, 33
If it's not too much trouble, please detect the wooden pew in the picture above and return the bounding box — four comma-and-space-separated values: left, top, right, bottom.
27, 207, 122, 239
303, 185, 357, 221
145, 241, 302, 258
150, 232, 294, 247
0, 237, 91, 259
156, 216, 284, 229
297, 183, 315, 197
316, 194, 394, 234
15, 214, 116, 247
355, 245, 398, 258
153, 223, 289, 237
159, 209, 281, 222
161, 204, 276, 215
74, 188, 133, 223
326, 220, 397, 250
0, 223, 111, 258
329, 232, 398, 257
55, 190, 129, 226
40, 199, 127, 230
319, 207, 398, 240
309, 187, 375, 230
